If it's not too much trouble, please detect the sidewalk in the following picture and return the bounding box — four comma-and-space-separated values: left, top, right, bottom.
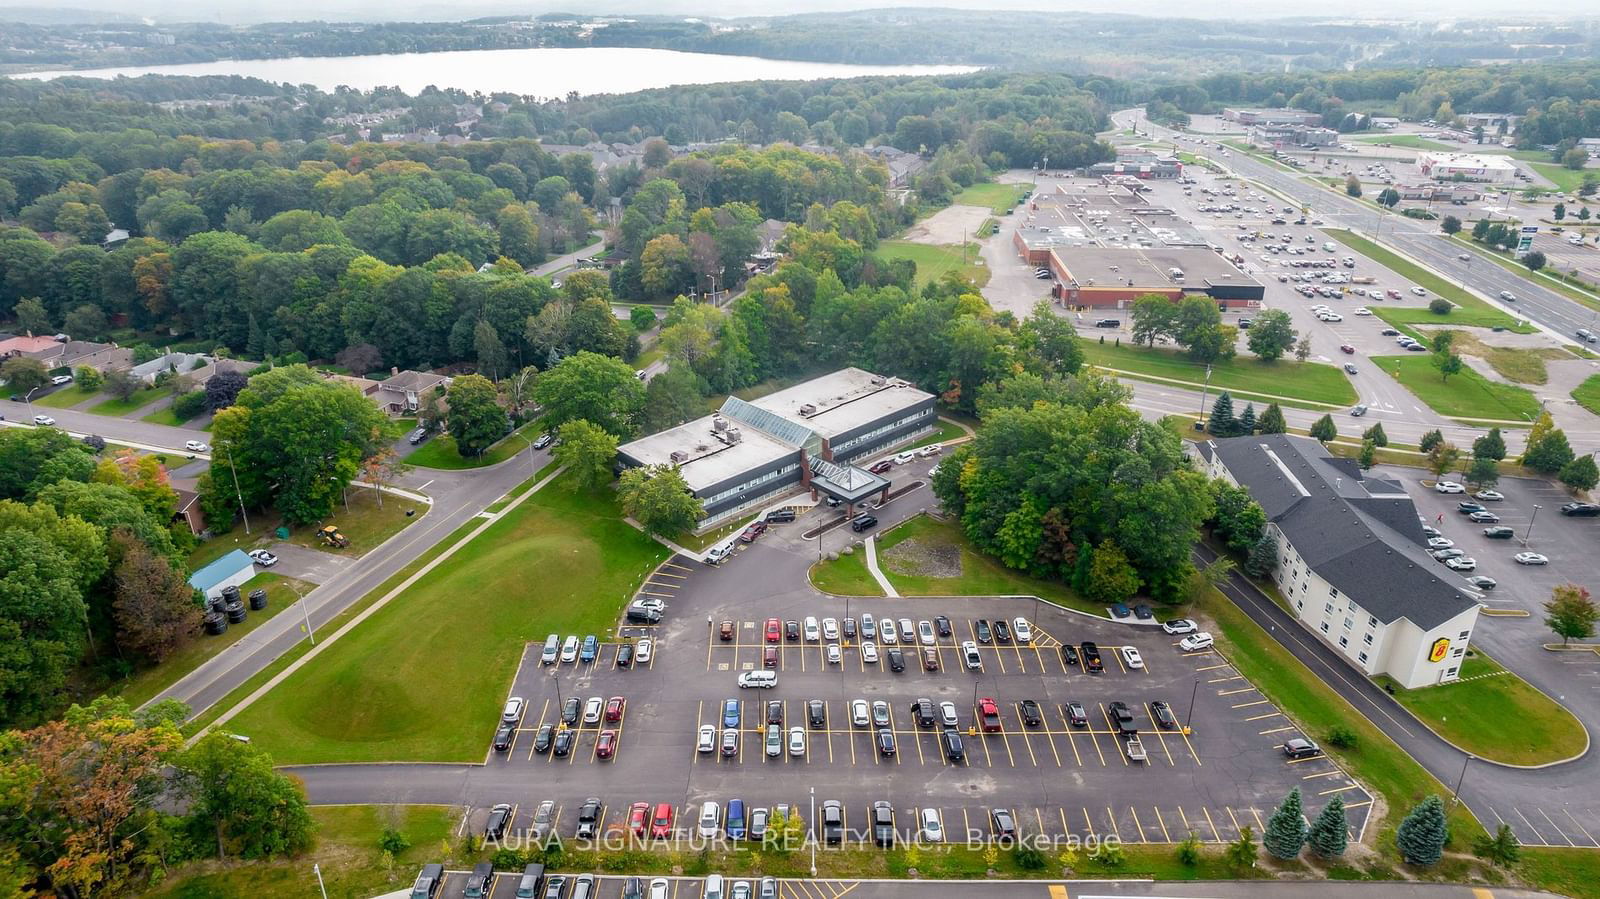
863, 535, 899, 597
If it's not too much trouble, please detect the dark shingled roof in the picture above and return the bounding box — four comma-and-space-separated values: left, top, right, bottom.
1209, 434, 1478, 630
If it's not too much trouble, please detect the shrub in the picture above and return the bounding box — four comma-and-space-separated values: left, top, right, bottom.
1326, 725, 1359, 750
1428, 298, 1452, 315
171, 390, 208, 421
378, 828, 411, 855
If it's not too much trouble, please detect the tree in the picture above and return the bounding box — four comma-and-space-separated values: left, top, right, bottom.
1357, 439, 1377, 470
1344, 174, 1362, 197
1419, 429, 1444, 453
1307, 796, 1348, 858
0, 356, 49, 396
103, 368, 141, 401
1294, 335, 1311, 362
1467, 456, 1500, 490
1129, 293, 1175, 347
1184, 556, 1235, 603
1562, 147, 1589, 170
13, 297, 51, 335
1238, 403, 1257, 434
359, 448, 410, 509
1084, 539, 1141, 604
1175, 833, 1202, 867
618, 464, 702, 536
1472, 427, 1505, 460
177, 733, 315, 860
444, 374, 506, 458
1395, 796, 1448, 866
1019, 300, 1083, 376
1441, 215, 1461, 235
1211, 482, 1265, 553
1523, 427, 1575, 474
111, 529, 202, 663
1257, 403, 1287, 434
533, 351, 648, 439
1524, 250, 1547, 272
73, 365, 103, 392
1246, 309, 1296, 361
1208, 391, 1238, 437
335, 343, 383, 377
630, 306, 658, 334
63, 303, 108, 341
639, 234, 693, 299
205, 369, 249, 411
553, 419, 620, 489
1472, 824, 1521, 867
0, 528, 87, 723
1245, 531, 1278, 577
1263, 787, 1308, 860
1559, 454, 1599, 492
1545, 584, 1597, 646
1432, 349, 1463, 382
1225, 826, 1257, 869
1309, 414, 1336, 444
1377, 187, 1401, 208
1361, 422, 1388, 447
1554, 202, 1567, 221
1426, 442, 1462, 480
473, 319, 508, 381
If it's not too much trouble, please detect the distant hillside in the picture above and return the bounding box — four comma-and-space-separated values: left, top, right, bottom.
0, 6, 139, 24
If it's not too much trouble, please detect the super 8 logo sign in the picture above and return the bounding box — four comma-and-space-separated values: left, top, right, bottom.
1429, 638, 1450, 663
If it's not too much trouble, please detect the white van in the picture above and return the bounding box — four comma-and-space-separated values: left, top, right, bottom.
540, 634, 560, 665
698, 801, 721, 837
1323, 242, 1337, 252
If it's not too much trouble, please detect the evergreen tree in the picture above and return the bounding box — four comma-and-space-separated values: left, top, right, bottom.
1239, 403, 1257, 434
1358, 439, 1377, 470
1362, 422, 1388, 447
1524, 428, 1575, 474
1309, 414, 1337, 444
1209, 392, 1238, 437
1263, 787, 1308, 860
1258, 403, 1287, 435
1396, 796, 1448, 866
1471, 823, 1520, 867
1307, 796, 1348, 858
1419, 429, 1444, 453
1245, 531, 1277, 577
1472, 427, 1505, 460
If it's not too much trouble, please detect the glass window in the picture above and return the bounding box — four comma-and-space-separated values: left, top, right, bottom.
1368, 616, 1379, 628
1358, 652, 1369, 663
1319, 622, 1329, 633
1363, 633, 1373, 645
1324, 602, 1334, 613
1446, 667, 1459, 677
1343, 617, 1353, 630
1338, 636, 1348, 648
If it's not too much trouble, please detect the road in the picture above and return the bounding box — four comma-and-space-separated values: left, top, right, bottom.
0, 397, 546, 720
531, 236, 605, 278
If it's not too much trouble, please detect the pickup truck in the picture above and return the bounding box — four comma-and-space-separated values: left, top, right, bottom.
1124, 734, 1148, 763
976, 697, 1003, 733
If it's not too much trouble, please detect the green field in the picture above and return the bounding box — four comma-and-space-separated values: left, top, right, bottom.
405, 418, 544, 470
1080, 341, 1357, 408
105, 573, 314, 708
1354, 134, 1455, 151
1373, 354, 1541, 422
1574, 374, 1600, 416
1377, 653, 1587, 766
87, 385, 167, 416
875, 240, 990, 289
32, 384, 100, 408
226, 471, 668, 763
952, 181, 1031, 213
1321, 229, 1532, 332
280, 487, 428, 557
1530, 162, 1591, 194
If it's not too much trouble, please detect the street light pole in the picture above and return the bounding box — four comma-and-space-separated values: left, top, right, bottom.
221, 440, 251, 535
809, 786, 817, 877
1184, 678, 1200, 733
1197, 364, 1214, 429
1449, 754, 1473, 811
1523, 504, 1542, 547
300, 594, 316, 646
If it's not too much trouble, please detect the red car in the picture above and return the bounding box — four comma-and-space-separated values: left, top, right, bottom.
739, 522, 768, 543
764, 618, 781, 643
628, 801, 650, 837
596, 730, 617, 759
605, 696, 625, 722
764, 645, 778, 668
977, 697, 1002, 733
869, 459, 894, 474
1339, 344, 1355, 354
650, 802, 675, 839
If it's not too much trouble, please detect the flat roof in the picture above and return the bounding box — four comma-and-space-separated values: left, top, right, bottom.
747, 367, 933, 441
1052, 246, 1259, 290
189, 550, 254, 592
1417, 152, 1517, 170
618, 413, 795, 492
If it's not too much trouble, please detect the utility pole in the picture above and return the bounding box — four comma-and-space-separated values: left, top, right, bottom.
223, 441, 251, 535
1448, 755, 1473, 811
1522, 504, 1542, 547
1197, 364, 1214, 430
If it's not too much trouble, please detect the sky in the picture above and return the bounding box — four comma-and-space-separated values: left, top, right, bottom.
20, 0, 1591, 23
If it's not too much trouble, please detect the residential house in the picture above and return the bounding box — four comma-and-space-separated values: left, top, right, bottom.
372, 368, 452, 417
129, 352, 211, 385
169, 476, 206, 537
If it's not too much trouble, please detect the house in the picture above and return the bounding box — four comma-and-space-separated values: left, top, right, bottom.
758, 219, 789, 254
0, 334, 62, 359
186, 357, 255, 387
25, 340, 131, 373
1200, 434, 1480, 688
129, 352, 211, 385
170, 476, 206, 537
372, 368, 452, 417
188, 550, 256, 601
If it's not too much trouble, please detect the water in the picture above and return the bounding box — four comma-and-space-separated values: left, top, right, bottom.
13, 46, 978, 97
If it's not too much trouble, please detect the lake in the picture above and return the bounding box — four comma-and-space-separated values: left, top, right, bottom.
14, 47, 978, 97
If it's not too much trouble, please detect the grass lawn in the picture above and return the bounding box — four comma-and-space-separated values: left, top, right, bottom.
106, 573, 314, 709
952, 181, 1030, 213
908, 419, 968, 450
676, 516, 752, 552
1376, 652, 1586, 766
149, 804, 457, 899
405, 418, 543, 470
1442, 330, 1573, 385
226, 471, 669, 763
32, 384, 100, 408
1573, 374, 1600, 416
1354, 135, 1456, 152
875, 240, 991, 289
280, 487, 428, 557
1080, 341, 1357, 408
1373, 354, 1541, 422
1321, 229, 1532, 332
88, 386, 167, 416
141, 405, 202, 427
1530, 163, 1590, 194
810, 545, 882, 596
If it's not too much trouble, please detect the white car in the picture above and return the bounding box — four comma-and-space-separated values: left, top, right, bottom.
1435, 481, 1465, 494
851, 699, 870, 727
1499, 291, 1516, 302
878, 620, 897, 645
1445, 557, 1477, 571
698, 801, 721, 838
1120, 646, 1144, 669
916, 444, 942, 458
560, 635, 579, 663
920, 807, 944, 842
737, 671, 777, 688
246, 549, 278, 567
49, 374, 73, 386
938, 701, 959, 727
827, 643, 841, 665
1318, 313, 1343, 322
821, 617, 839, 641
1354, 307, 1372, 316
961, 640, 983, 670
697, 724, 717, 753
803, 616, 820, 642
1162, 618, 1198, 635
788, 726, 806, 757
184, 440, 211, 453
582, 696, 603, 724
1473, 490, 1504, 502
1427, 537, 1455, 550
649, 879, 670, 899
893, 452, 915, 465
917, 620, 936, 646
861, 641, 879, 663
1012, 618, 1033, 644
1179, 632, 1215, 652
1410, 286, 1427, 296
501, 697, 525, 723
1514, 552, 1549, 566
32, 414, 55, 426
635, 637, 653, 664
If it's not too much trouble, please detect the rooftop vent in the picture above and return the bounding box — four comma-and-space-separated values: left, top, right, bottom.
799, 403, 817, 417
669, 450, 688, 464
726, 427, 742, 444
711, 416, 727, 432
870, 376, 886, 386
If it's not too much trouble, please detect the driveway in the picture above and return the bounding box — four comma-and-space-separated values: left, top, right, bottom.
258, 542, 356, 586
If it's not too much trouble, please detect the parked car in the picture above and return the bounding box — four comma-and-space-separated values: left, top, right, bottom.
532, 433, 554, 450
1283, 738, 1321, 759
1162, 618, 1197, 635
1473, 490, 1504, 502
1445, 557, 1477, 571
739, 522, 768, 543
1465, 576, 1497, 590
1119, 646, 1144, 669
407, 427, 428, 445
850, 514, 878, 533
1151, 700, 1178, 729
765, 508, 796, 523
1064, 701, 1089, 727
247, 549, 278, 567
1560, 502, 1600, 517
697, 724, 717, 753
1514, 552, 1549, 565
1467, 511, 1500, 524
1179, 633, 1215, 652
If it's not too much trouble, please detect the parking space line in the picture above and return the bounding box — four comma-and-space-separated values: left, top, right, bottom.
1201, 806, 1220, 842
1177, 722, 1202, 767
1035, 807, 1047, 836
1562, 809, 1599, 847
1301, 769, 1344, 779
1226, 807, 1242, 836
1082, 807, 1095, 837
1231, 699, 1270, 709
1104, 806, 1120, 841
1259, 725, 1296, 735
1045, 726, 1063, 767
1343, 800, 1373, 810
1244, 711, 1282, 721
962, 807, 970, 838
1318, 784, 1364, 796
1208, 675, 1245, 683
1217, 687, 1257, 696
1130, 806, 1147, 842
1059, 807, 1071, 838
1538, 809, 1577, 847
1250, 807, 1265, 833
1154, 806, 1171, 842
1194, 662, 1231, 671
1513, 807, 1549, 844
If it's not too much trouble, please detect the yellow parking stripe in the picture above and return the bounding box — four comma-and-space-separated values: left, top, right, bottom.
1153, 806, 1172, 842
1217, 687, 1258, 696
1301, 769, 1345, 779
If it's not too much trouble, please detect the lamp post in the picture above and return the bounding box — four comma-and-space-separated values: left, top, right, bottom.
23, 385, 43, 415
1184, 678, 1200, 733
809, 786, 817, 877
1197, 364, 1214, 429
1448, 754, 1474, 811
220, 439, 252, 535
1522, 504, 1542, 547
300, 593, 316, 646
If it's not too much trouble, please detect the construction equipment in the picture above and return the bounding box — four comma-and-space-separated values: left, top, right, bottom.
316, 525, 349, 548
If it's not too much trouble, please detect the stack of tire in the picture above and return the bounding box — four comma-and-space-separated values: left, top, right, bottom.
248, 588, 268, 611
203, 593, 228, 635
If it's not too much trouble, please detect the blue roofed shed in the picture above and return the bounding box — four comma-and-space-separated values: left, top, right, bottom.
189, 550, 255, 600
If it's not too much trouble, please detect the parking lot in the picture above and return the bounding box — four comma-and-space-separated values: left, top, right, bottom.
469, 539, 1372, 853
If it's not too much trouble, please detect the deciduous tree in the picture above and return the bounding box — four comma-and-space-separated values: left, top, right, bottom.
533, 351, 647, 439
1246, 309, 1296, 361
1472, 427, 1505, 460
1309, 414, 1336, 444
553, 419, 620, 489
111, 530, 201, 663
618, 464, 702, 536
1559, 454, 1598, 492
1545, 583, 1597, 646
1426, 441, 1462, 479
0, 356, 48, 396
445, 373, 506, 458
177, 733, 315, 861
1362, 422, 1388, 447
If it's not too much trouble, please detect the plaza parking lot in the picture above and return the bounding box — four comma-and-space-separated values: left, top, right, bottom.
466, 546, 1371, 854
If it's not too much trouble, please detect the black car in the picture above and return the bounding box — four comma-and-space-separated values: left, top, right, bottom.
534, 723, 555, 753
1561, 502, 1600, 517
1059, 644, 1079, 667
407, 427, 429, 445
1380, 328, 1400, 336
808, 699, 827, 728
493, 723, 515, 752
876, 727, 897, 756
785, 620, 801, 642
1151, 700, 1178, 730
1282, 738, 1321, 760
822, 800, 844, 845
1019, 699, 1043, 726
886, 648, 905, 672
465, 862, 495, 898
553, 730, 575, 756
575, 798, 602, 839
767, 700, 784, 725
974, 619, 992, 643
765, 508, 796, 523
990, 808, 1017, 839
615, 643, 634, 667
1064, 701, 1088, 727
842, 617, 857, 639
1133, 604, 1154, 620
1080, 642, 1104, 674
992, 619, 1012, 644
872, 801, 895, 847
1483, 526, 1515, 539
624, 607, 661, 625
934, 615, 952, 637
486, 804, 513, 841
850, 514, 878, 533
942, 728, 965, 762
561, 698, 581, 725
1456, 502, 1486, 515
